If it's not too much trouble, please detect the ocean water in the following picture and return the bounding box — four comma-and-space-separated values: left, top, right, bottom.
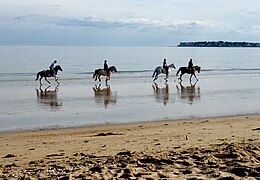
1, 46, 260, 80
0, 46, 260, 131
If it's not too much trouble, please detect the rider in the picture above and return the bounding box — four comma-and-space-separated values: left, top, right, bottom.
188, 58, 194, 72
49, 60, 57, 76
103, 59, 109, 76
163, 58, 169, 77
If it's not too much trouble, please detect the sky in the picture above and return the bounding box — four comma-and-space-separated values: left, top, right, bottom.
0, 0, 259, 46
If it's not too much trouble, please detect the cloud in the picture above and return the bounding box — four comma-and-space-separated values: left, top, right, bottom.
0, 0, 259, 45
1, 13, 257, 46
49, 15, 219, 33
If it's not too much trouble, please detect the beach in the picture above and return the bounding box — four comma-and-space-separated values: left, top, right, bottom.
1, 46, 260, 179
1, 115, 259, 179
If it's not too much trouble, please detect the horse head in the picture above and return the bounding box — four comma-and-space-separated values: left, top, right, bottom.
194, 65, 201, 73
168, 63, 176, 69
109, 66, 117, 72
54, 65, 63, 72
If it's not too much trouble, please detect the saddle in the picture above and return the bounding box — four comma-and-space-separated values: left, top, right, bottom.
186, 67, 195, 73
46, 70, 54, 77
103, 69, 110, 76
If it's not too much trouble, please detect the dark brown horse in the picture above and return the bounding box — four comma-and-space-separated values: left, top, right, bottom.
35, 65, 63, 85
93, 66, 117, 84
176, 65, 201, 82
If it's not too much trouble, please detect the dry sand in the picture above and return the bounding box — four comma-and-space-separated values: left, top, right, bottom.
0, 115, 259, 179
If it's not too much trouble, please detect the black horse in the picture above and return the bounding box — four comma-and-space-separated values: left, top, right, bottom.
35, 65, 63, 85
176, 65, 201, 82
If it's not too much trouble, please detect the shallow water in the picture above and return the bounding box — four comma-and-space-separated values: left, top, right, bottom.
0, 72, 260, 131
0, 46, 260, 131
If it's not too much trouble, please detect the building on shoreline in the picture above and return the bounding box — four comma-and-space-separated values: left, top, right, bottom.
178, 41, 260, 47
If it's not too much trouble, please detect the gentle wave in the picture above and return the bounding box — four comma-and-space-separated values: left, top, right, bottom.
0, 73, 36, 77
75, 70, 153, 75
203, 68, 260, 72
53, 68, 260, 75
0, 68, 260, 82
1, 68, 260, 75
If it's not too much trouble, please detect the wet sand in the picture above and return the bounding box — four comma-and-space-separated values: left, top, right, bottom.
1, 73, 260, 131
0, 115, 259, 179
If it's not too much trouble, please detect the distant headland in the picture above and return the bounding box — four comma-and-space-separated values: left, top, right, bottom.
178, 41, 260, 47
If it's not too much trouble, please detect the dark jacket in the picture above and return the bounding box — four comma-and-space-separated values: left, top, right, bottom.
188, 60, 193, 69
104, 62, 108, 70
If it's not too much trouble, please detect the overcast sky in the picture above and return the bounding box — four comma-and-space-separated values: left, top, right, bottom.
0, 0, 259, 46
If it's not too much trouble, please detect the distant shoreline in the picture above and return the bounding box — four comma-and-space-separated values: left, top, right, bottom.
178, 41, 260, 47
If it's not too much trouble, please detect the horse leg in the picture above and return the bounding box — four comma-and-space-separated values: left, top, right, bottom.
106, 76, 110, 83
45, 77, 51, 84
98, 75, 101, 82
153, 73, 158, 81
39, 77, 43, 85
55, 76, 60, 84
190, 74, 193, 81
164, 73, 168, 82
190, 73, 197, 81
164, 75, 168, 82
179, 73, 183, 82
193, 73, 198, 81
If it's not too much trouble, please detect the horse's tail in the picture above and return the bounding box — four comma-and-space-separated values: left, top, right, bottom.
35, 72, 40, 81
93, 70, 98, 78
176, 68, 181, 76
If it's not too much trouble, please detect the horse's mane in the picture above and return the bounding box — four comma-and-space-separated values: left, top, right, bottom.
109, 66, 117, 71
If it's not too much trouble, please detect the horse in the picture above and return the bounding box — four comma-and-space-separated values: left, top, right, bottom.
176, 65, 201, 82
93, 66, 118, 84
152, 63, 176, 81
35, 65, 63, 85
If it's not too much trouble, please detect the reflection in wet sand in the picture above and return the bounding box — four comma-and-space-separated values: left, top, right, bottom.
176, 81, 200, 104
35, 85, 62, 111
93, 84, 117, 108
152, 82, 173, 106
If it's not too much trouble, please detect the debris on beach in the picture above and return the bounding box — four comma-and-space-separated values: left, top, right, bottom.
1, 142, 259, 179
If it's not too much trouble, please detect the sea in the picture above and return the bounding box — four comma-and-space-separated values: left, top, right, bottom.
0, 46, 260, 131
